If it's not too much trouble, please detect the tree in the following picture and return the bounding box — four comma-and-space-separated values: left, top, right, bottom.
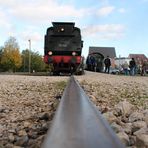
0, 46, 3, 62
20, 49, 29, 72
1, 37, 22, 72
0, 46, 4, 71
31, 51, 45, 72
20, 49, 45, 72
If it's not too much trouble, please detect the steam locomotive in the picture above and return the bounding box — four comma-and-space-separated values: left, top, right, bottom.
44, 22, 84, 75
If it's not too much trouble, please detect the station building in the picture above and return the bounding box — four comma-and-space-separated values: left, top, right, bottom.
87, 46, 116, 72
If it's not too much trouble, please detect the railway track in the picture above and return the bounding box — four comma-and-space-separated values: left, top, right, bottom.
42, 76, 124, 148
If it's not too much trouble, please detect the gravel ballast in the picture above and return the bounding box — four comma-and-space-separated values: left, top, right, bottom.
0, 73, 148, 147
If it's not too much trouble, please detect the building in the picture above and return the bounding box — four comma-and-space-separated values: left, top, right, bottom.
86, 46, 116, 72
89, 46, 116, 58
128, 54, 148, 65
129, 54, 148, 74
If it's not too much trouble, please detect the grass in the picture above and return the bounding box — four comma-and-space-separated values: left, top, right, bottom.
54, 81, 67, 91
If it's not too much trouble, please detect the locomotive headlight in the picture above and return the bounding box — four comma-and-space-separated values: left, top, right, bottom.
72, 52, 76, 56
61, 28, 64, 32
48, 51, 52, 55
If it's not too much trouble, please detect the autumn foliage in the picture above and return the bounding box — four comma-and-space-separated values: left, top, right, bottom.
1, 37, 22, 72
0, 36, 46, 72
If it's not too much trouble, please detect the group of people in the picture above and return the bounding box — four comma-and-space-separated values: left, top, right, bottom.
86, 55, 111, 73
103, 56, 147, 76
104, 56, 138, 75
87, 55, 147, 76
122, 58, 147, 76
122, 58, 136, 76
86, 55, 96, 71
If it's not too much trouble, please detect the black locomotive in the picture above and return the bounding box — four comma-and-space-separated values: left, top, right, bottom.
44, 22, 84, 75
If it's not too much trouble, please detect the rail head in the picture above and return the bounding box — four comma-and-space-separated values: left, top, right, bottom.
42, 76, 125, 148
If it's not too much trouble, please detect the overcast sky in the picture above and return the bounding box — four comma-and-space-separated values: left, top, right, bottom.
0, 0, 148, 57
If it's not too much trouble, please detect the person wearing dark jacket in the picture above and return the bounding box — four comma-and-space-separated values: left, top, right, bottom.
104, 56, 111, 74
129, 58, 136, 75
86, 55, 91, 70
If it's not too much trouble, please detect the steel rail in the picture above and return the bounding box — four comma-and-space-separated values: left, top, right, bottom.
42, 76, 125, 148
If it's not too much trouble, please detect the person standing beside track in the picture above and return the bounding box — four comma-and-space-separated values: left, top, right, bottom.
123, 61, 129, 75
104, 56, 111, 74
141, 60, 147, 76
90, 56, 96, 71
86, 55, 91, 71
129, 58, 136, 76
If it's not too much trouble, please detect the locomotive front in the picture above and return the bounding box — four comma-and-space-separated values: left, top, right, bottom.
44, 22, 83, 75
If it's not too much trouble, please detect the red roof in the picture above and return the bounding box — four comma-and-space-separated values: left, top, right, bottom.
128, 54, 147, 62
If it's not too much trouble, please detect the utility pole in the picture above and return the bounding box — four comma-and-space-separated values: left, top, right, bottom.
23, 54, 25, 72
28, 39, 31, 73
